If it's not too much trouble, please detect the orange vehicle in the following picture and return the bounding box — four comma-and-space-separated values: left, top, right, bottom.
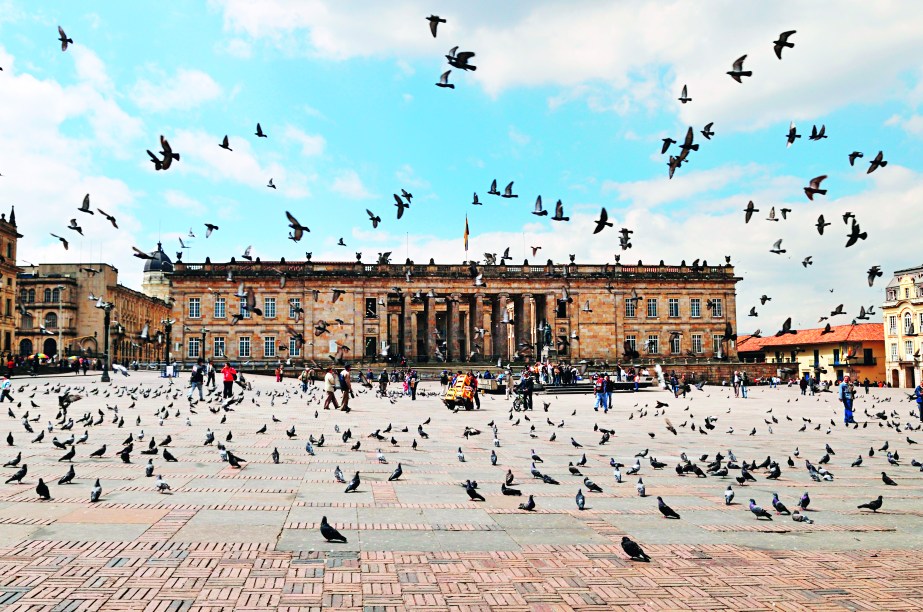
443, 373, 475, 410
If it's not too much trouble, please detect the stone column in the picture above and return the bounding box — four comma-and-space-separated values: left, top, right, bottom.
495, 293, 510, 361
401, 293, 414, 359
482, 296, 493, 358
424, 293, 437, 360
521, 294, 534, 357
469, 294, 484, 359
448, 293, 461, 362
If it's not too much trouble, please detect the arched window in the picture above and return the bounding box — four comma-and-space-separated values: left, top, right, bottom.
905, 312, 914, 334
21, 314, 33, 329
43, 288, 51, 302
44, 312, 57, 329
51, 288, 60, 303
27, 289, 35, 303
19, 289, 26, 303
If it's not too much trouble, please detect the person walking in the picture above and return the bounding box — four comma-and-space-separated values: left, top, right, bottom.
206, 360, 216, 389
838, 375, 856, 424
0, 376, 13, 402
440, 370, 449, 391
323, 367, 340, 410
378, 369, 388, 395
221, 362, 237, 398
740, 371, 749, 398
298, 367, 309, 393
339, 364, 353, 411
468, 371, 480, 409
914, 381, 923, 421
505, 366, 513, 399
863, 377, 871, 395
187, 358, 205, 401
409, 369, 418, 401
732, 370, 740, 398
593, 374, 607, 412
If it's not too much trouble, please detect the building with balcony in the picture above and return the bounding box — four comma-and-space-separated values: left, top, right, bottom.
883, 264, 923, 387
17, 262, 172, 362
168, 256, 741, 367
749, 322, 884, 383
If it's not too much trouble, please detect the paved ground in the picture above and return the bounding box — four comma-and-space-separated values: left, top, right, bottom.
1, 371, 922, 610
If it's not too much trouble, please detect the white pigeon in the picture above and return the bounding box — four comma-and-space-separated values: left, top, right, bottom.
457, 447, 465, 462
155, 475, 171, 493
636, 478, 645, 497
376, 449, 386, 464
724, 485, 734, 505
613, 467, 622, 483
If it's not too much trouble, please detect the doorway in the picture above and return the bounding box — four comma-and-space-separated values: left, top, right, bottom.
907, 367, 916, 388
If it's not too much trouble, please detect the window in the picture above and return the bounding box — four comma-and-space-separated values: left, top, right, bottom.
625, 334, 636, 351
625, 299, 636, 318
690, 298, 701, 318
51, 288, 60, 303
5, 243, 10, 259
214, 297, 226, 319
646, 334, 659, 354
188, 337, 200, 358
906, 288, 910, 299
188, 297, 201, 319
27, 289, 35, 303
289, 298, 301, 318
556, 300, 567, 318
711, 298, 723, 317
668, 298, 679, 318
647, 298, 658, 318
43, 289, 51, 302
21, 314, 32, 329
691, 333, 703, 354
238, 336, 251, 358
264, 336, 276, 358
906, 340, 914, 358
919, 313, 923, 331
4, 299, 10, 317
44, 312, 57, 329
889, 316, 897, 334
365, 297, 377, 318
713, 335, 722, 354
905, 312, 914, 334
289, 337, 301, 356
213, 336, 226, 358
887, 289, 897, 301
238, 297, 251, 318
264, 297, 276, 318
670, 333, 681, 354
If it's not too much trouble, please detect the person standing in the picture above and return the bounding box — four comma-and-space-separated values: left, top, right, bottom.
409, 369, 418, 401
298, 367, 309, 393
206, 360, 216, 389
838, 375, 856, 424
323, 367, 339, 410
740, 371, 749, 398
378, 369, 388, 395
221, 362, 237, 398
863, 377, 871, 395
187, 358, 205, 401
518, 370, 534, 411
440, 369, 449, 391
468, 370, 480, 409
339, 364, 353, 411
732, 370, 740, 398
593, 374, 607, 412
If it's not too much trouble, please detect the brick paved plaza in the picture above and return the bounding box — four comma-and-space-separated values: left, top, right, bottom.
1, 372, 922, 611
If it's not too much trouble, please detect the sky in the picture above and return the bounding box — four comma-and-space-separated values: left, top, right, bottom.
0, 1, 921, 334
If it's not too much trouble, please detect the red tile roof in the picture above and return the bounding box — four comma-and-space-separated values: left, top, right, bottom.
756, 322, 883, 348
736, 334, 773, 353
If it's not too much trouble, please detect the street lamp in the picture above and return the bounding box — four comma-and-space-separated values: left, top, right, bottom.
200, 327, 209, 361
112, 323, 125, 366
56, 284, 64, 360
95, 299, 114, 383
161, 318, 174, 377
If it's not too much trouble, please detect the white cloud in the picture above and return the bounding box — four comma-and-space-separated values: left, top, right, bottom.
601, 163, 768, 209
508, 126, 531, 146
395, 164, 429, 189
221, 38, 253, 59
331, 169, 375, 199
164, 190, 206, 216
886, 114, 923, 136
130, 67, 223, 112
283, 124, 326, 156
213, 0, 923, 128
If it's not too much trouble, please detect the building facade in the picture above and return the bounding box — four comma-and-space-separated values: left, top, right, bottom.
0, 207, 22, 358
883, 264, 923, 388
738, 323, 884, 383
169, 258, 740, 366
17, 263, 172, 362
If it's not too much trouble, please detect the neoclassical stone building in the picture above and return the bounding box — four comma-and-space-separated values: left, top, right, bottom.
17, 262, 172, 362
168, 257, 740, 366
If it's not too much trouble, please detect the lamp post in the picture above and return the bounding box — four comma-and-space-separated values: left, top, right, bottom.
97, 301, 114, 383
162, 318, 174, 376
56, 284, 64, 360
200, 327, 208, 362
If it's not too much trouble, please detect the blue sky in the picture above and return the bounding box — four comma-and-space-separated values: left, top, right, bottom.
0, 1, 922, 332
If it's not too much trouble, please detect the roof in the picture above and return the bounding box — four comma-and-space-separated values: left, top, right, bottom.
143, 242, 173, 274
736, 334, 773, 353
758, 322, 883, 348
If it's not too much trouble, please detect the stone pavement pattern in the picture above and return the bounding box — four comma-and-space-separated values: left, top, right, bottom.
1, 371, 922, 610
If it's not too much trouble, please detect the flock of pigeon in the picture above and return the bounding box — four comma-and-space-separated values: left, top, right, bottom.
3, 366, 922, 564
